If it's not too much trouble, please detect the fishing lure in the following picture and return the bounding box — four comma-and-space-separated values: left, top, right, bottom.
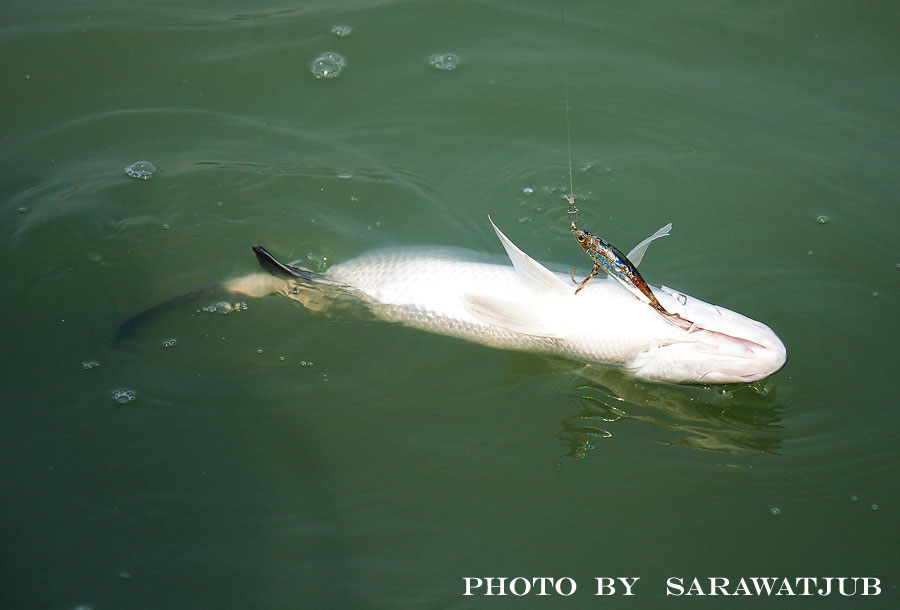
566, 197, 696, 331
571, 225, 667, 309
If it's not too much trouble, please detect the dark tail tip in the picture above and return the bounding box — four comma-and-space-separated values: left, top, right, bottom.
252, 245, 317, 281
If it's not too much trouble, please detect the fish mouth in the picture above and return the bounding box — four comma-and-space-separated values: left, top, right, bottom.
628, 287, 788, 384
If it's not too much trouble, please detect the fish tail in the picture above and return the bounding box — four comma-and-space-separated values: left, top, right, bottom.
114, 283, 225, 344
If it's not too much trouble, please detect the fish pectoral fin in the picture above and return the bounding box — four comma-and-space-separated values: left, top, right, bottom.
463, 294, 563, 339
626, 222, 672, 267
488, 216, 570, 295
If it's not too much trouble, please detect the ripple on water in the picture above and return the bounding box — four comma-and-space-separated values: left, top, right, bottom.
311, 52, 346, 79
860, 428, 900, 458
428, 53, 460, 71
124, 161, 158, 180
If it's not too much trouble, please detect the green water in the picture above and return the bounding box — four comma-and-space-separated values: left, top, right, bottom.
2, 1, 899, 608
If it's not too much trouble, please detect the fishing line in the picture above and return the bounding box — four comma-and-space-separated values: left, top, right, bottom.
560, 0, 579, 228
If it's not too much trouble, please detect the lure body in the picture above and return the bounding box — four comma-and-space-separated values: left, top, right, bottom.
572, 227, 667, 312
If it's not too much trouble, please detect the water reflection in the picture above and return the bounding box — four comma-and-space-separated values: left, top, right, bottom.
556, 364, 784, 457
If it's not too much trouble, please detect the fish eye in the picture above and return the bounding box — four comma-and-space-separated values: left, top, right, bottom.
577, 235, 585, 242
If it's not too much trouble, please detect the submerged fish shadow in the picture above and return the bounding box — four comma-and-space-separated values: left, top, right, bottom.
504, 355, 784, 457
562, 364, 784, 457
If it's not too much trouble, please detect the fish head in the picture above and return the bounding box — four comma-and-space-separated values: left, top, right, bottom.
571, 227, 595, 254
626, 286, 787, 384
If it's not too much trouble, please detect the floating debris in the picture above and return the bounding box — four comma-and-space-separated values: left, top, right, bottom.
124, 161, 158, 180
428, 53, 460, 71
311, 52, 346, 79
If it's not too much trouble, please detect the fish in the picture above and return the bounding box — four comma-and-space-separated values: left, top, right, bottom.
227, 217, 786, 384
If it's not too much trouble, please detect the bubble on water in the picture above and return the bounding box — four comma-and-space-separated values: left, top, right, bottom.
815, 214, 829, 224
807, 250, 814, 256
162, 338, 177, 348
124, 161, 158, 181
769, 507, 781, 516
162, 223, 170, 230
523, 187, 534, 195
82, 360, 100, 370
871, 504, 879, 511
112, 389, 135, 404
580, 161, 594, 173
279, 356, 285, 361
350, 195, 359, 202
119, 571, 132, 579
338, 172, 352, 179
24, 74, 31, 80
428, 53, 460, 71
331, 24, 352, 37
18, 206, 27, 213
211, 301, 232, 314
311, 52, 346, 79
850, 495, 858, 502
257, 349, 263, 354
306, 253, 329, 270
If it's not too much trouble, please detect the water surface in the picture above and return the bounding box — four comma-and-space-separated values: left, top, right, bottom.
2, 1, 899, 608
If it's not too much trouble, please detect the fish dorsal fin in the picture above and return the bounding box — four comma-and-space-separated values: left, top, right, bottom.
463, 293, 563, 339
627, 222, 672, 267
488, 216, 569, 294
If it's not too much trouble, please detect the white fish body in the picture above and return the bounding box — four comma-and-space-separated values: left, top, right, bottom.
234, 219, 786, 384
